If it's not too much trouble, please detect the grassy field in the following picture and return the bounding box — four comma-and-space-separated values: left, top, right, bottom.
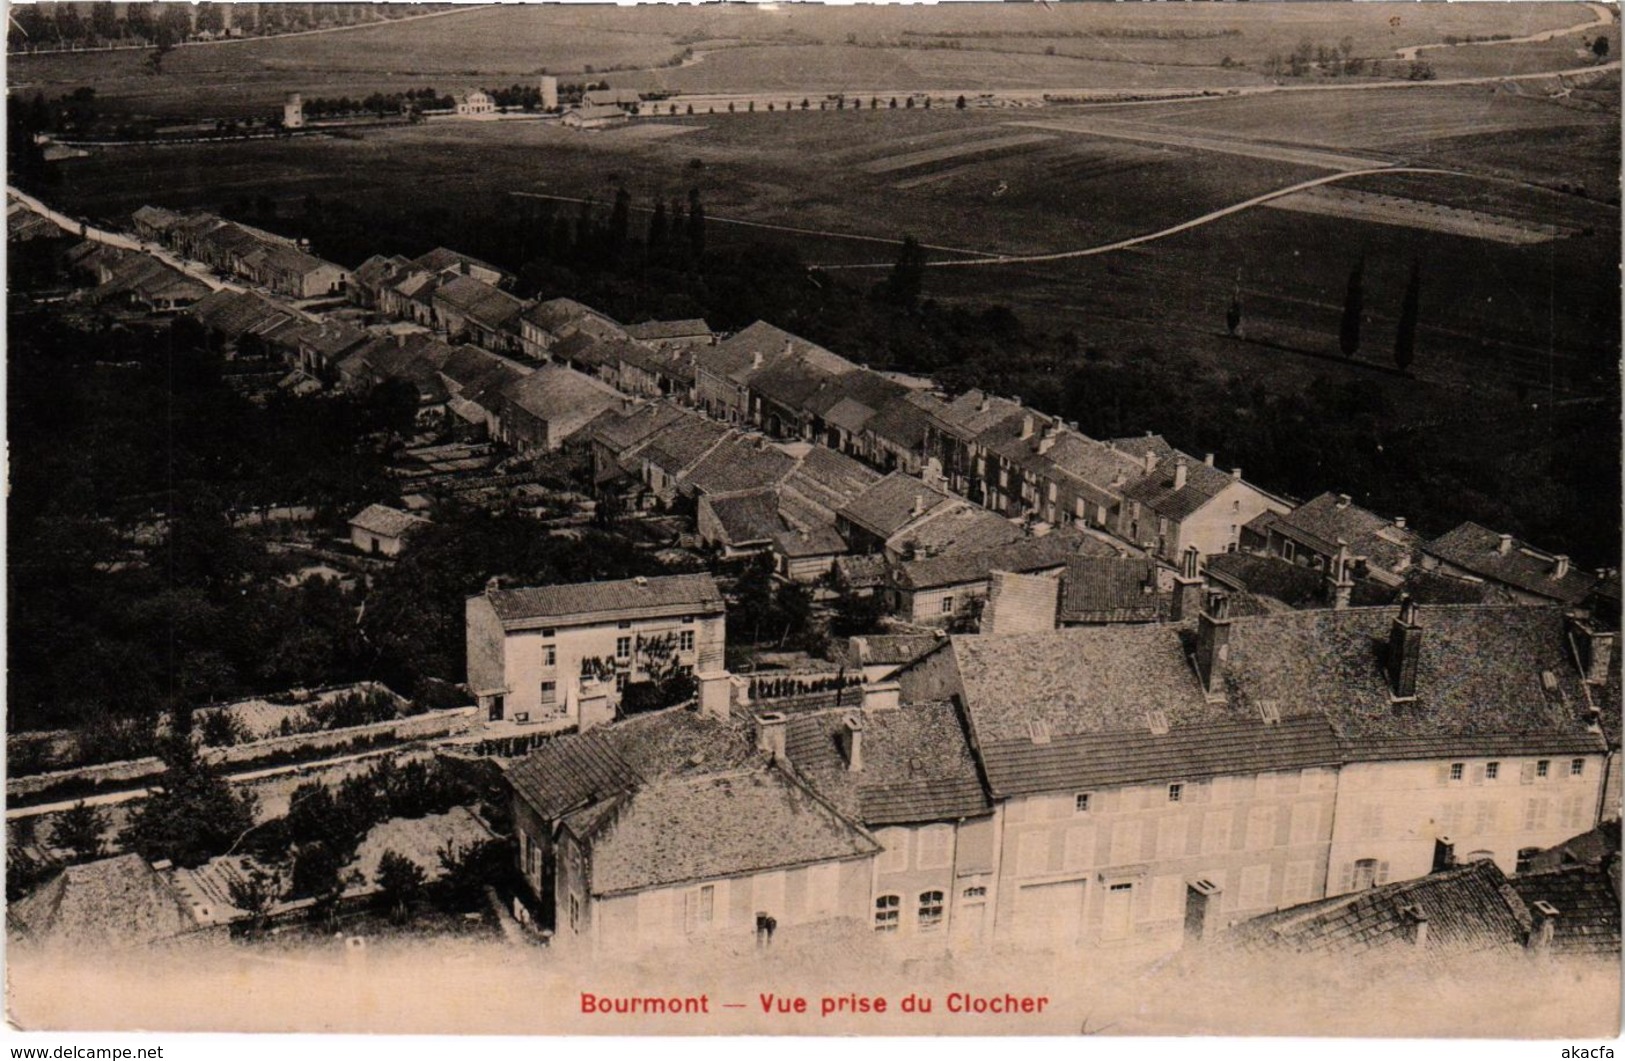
9, 2, 1601, 118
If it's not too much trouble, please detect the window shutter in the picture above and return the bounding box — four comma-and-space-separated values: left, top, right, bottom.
1337, 862, 1353, 894
1436, 763, 1452, 786
1376, 861, 1391, 886
684, 890, 699, 934
1521, 761, 1537, 784
1471, 764, 1486, 785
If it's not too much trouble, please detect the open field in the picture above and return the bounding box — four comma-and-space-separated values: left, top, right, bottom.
1261, 187, 1572, 244
9, 2, 1601, 118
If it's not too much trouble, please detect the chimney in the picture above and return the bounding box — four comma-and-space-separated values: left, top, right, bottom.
1567, 615, 1615, 685
1431, 836, 1455, 874
1497, 533, 1514, 555
485, 575, 505, 593
1386, 594, 1423, 701
862, 680, 900, 713
1325, 539, 1354, 610
1144, 450, 1158, 476
1203, 453, 1215, 467
1020, 415, 1035, 441
977, 394, 990, 413
1528, 900, 1559, 956
838, 713, 864, 772
1171, 546, 1204, 623
1194, 592, 1232, 701
1393, 516, 1407, 530
1230, 467, 1242, 481
756, 711, 788, 763
1183, 878, 1225, 944
1553, 554, 1571, 580
1401, 905, 1429, 949
1037, 423, 1057, 455
697, 669, 732, 720
751, 351, 763, 369
1173, 459, 1188, 492
1336, 493, 1352, 509
910, 493, 927, 519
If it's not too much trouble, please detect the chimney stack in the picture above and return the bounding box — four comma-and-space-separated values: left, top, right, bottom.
1401, 905, 1429, 949
1432, 836, 1455, 874
1020, 415, 1035, 441
1497, 533, 1514, 555
910, 493, 927, 519
1037, 423, 1057, 455
751, 350, 763, 369
1386, 594, 1423, 701
1553, 554, 1571, 580
756, 711, 788, 763
1231, 467, 1243, 481
1195, 591, 1232, 701
1183, 879, 1225, 944
1393, 516, 1407, 530
1203, 453, 1215, 467
1325, 539, 1354, 610
1567, 615, 1615, 685
1171, 546, 1204, 623
1337, 493, 1352, 509
838, 713, 864, 772
1173, 459, 1188, 492
697, 669, 732, 721
1528, 900, 1559, 957
1144, 450, 1158, 476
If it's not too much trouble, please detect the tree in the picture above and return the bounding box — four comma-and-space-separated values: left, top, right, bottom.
686, 187, 706, 261
883, 235, 928, 310
1394, 259, 1420, 373
226, 866, 282, 934
956, 95, 967, 110
1593, 35, 1610, 61
1226, 273, 1243, 338
436, 838, 507, 912
48, 801, 109, 863
608, 186, 631, 255
120, 737, 259, 868
375, 850, 427, 923
1339, 254, 1364, 358
647, 199, 668, 255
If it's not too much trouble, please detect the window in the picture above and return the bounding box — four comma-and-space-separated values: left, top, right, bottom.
1485, 761, 1500, 781
963, 886, 987, 900
941, 595, 955, 615
1449, 762, 1465, 782
542, 644, 556, 667
1524, 797, 1550, 831
874, 895, 900, 932
1348, 858, 1388, 891
1168, 782, 1184, 804
1246, 806, 1277, 851
1571, 758, 1586, 778
681, 615, 695, 624
918, 891, 945, 931
541, 628, 556, 637
569, 894, 580, 930
539, 681, 557, 704
615, 636, 631, 660
916, 826, 952, 870
617, 620, 632, 629
684, 884, 715, 934
615, 674, 627, 692
678, 630, 695, 653
1074, 793, 1092, 814
877, 829, 909, 874
1536, 759, 1550, 779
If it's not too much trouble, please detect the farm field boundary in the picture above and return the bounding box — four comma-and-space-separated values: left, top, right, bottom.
1008, 117, 1387, 171
858, 132, 1058, 174
1262, 186, 1572, 244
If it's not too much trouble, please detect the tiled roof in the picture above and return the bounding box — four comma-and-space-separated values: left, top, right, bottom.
433, 275, 526, 331
1422, 522, 1597, 605
574, 763, 879, 896
865, 394, 935, 451
1044, 432, 1145, 494
349, 503, 427, 539
951, 604, 1610, 791
352, 253, 411, 289
749, 354, 854, 413
412, 246, 502, 280
485, 572, 723, 629
771, 520, 848, 559
837, 471, 954, 541
1204, 551, 1330, 609
889, 502, 1024, 558
704, 490, 787, 546
783, 702, 990, 826
522, 297, 618, 334
614, 340, 694, 383
893, 532, 1088, 591
624, 318, 711, 342
1274, 492, 1421, 575
850, 634, 948, 668
835, 554, 891, 589
1106, 433, 1178, 466
805, 370, 908, 420
187, 289, 296, 338
1234, 859, 1532, 961
1121, 453, 1240, 523
926, 389, 1027, 440
788, 446, 881, 505
9, 854, 199, 950
1510, 858, 1622, 958
500, 364, 621, 424
1528, 820, 1621, 874
507, 706, 762, 823
582, 401, 691, 453
700, 321, 850, 384
823, 397, 879, 435
571, 103, 630, 121
1058, 556, 1170, 623
682, 436, 798, 497
638, 416, 730, 477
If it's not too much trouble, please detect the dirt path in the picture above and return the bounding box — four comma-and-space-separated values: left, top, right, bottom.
1395, 2, 1614, 61
812, 165, 1511, 270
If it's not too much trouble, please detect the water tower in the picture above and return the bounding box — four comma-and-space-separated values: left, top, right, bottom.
283, 93, 305, 129
540, 75, 559, 111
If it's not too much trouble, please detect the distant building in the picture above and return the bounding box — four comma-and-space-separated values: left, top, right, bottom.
283, 93, 304, 129
562, 104, 629, 130
348, 503, 429, 557
540, 75, 559, 111
455, 90, 496, 117
465, 572, 727, 728
1420, 521, 1599, 607
1248, 491, 1420, 588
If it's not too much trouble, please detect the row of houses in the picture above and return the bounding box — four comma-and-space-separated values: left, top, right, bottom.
63, 240, 212, 314
482, 571, 1619, 959
133, 207, 349, 300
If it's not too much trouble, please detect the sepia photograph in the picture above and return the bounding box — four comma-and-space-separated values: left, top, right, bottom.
3, 0, 1621, 1044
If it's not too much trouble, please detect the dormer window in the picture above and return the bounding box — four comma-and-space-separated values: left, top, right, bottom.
1028, 720, 1052, 745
